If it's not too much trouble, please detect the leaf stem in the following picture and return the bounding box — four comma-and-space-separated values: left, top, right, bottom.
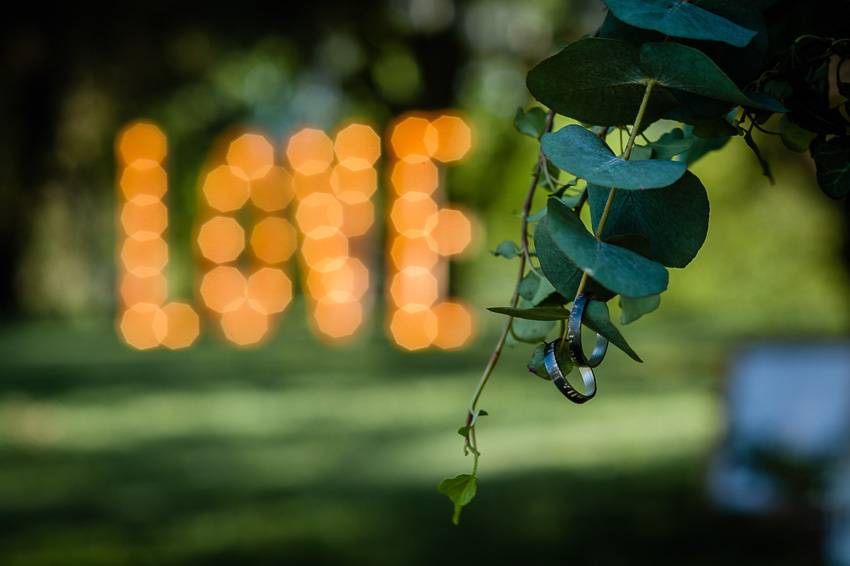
573, 80, 656, 298
463, 109, 555, 451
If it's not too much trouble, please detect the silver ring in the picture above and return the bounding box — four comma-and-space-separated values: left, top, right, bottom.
567, 293, 608, 368
544, 339, 597, 404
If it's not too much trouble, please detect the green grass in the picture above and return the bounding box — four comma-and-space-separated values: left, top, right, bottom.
0, 312, 822, 565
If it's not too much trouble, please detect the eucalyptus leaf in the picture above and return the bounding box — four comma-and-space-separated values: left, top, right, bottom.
527, 38, 678, 127
510, 296, 556, 343
647, 128, 694, 160
492, 240, 521, 259
811, 136, 850, 199
640, 42, 785, 112
489, 306, 570, 321
583, 300, 642, 362
619, 294, 661, 324
518, 270, 558, 305
588, 171, 709, 268
629, 145, 654, 161
514, 107, 548, 139
541, 198, 668, 298
683, 131, 730, 164
528, 343, 554, 380
533, 222, 583, 299
541, 125, 686, 189
603, 0, 757, 47
527, 208, 547, 222
438, 474, 478, 526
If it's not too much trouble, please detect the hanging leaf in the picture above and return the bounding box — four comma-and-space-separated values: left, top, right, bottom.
583, 300, 642, 362
489, 305, 570, 321
619, 294, 661, 325
640, 42, 785, 112
683, 128, 731, 164
527, 38, 679, 127
647, 128, 694, 160
492, 240, 521, 259
541, 125, 687, 189
528, 343, 562, 380
510, 297, 555, 343
540, 198, 668, 298
598, 10, 664, 45
811, 136, 850, 199
533, 222, 584, 299
514, 107, 548, 139
438, 474, 478, 526
588, 171, 710, 268
640, 43, 785, 112
518, 270, 558, 305
602, 0, 757, 47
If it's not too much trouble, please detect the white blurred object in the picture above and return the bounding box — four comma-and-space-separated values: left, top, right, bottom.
708, 343, 850, 565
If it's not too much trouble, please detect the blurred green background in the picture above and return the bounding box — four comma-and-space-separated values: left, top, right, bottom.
1, 1, 849, 564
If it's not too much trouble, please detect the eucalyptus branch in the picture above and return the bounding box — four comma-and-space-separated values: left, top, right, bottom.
572, 79, 656, 299
462, 109, 555, 455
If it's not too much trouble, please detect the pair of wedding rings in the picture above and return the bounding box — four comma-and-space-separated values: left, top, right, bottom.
543, 293, 607, 404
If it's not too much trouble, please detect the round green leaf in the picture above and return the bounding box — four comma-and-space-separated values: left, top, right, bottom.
619, 294, 661, 325
526, 38, 678, 127
603, 0, 757, 47
541, 125, 687, 190
540, 198, 668, 298
533, 222, 583, 299
639, 42, 785, 112
583, 300, 642, 362
588, 171, 709, 268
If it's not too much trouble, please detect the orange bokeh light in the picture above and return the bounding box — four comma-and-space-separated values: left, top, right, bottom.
334, 124, 381, 170
292, 170, 332, 200
390, 266, 439, 307
250, 216, 297, 264
286, 128, 334, 175
120, 273, 168, 306
306, 257, 369, 302
121, 236, 168, 277
300, 232, 349, 272
220, 300, 268, 346
227, 133, 274, 180
389, 305, 438, 351
118, 122, 167, 165
390, 116, 438, 160
121, 197, 168, 240
120, 303, 167, 350
197, 216, 245, 264
120, 161, 167, 201
202, 165, 250, 212
389, 235, 439, 269
340, 200, 375, 238
246, 267, 293, 315
390, 192, 438, 237
330, 164, 377, 204
295, 192, 344, 238
250, 166, 294, 212
161, 302, 200, 349
313, 299, 363, 339
390, 159, 438, 195
425, 208, 473, 256
200, 265, 247, 313
432, 301, 474, 350
430, 115, 472, 162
